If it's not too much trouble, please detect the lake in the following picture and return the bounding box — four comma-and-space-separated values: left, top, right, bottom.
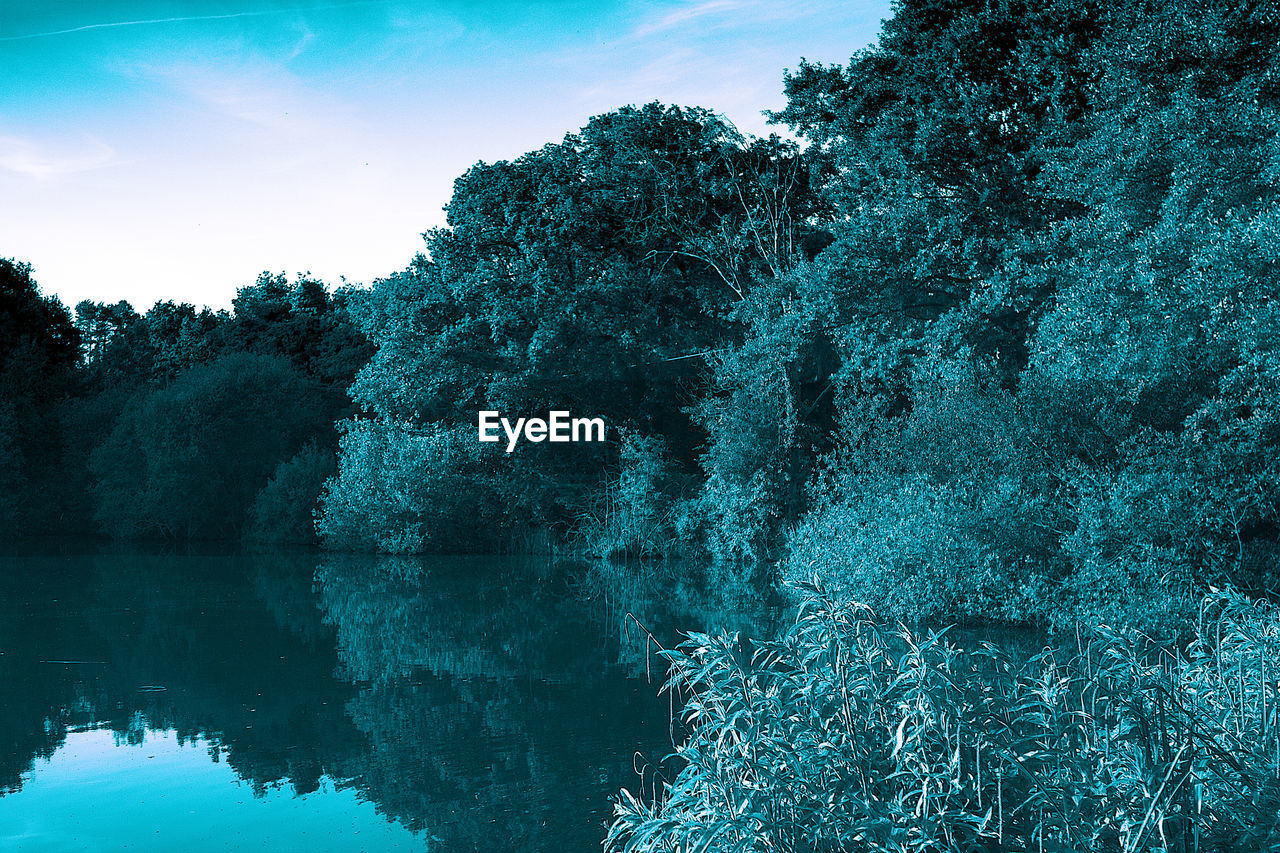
0, 547, 776, 852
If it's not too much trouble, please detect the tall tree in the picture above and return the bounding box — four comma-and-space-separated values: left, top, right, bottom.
0, 259, 80, 536
325, 103, 819, 550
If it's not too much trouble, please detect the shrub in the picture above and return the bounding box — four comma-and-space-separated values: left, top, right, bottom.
784, 477, 1024, 624
580, 430, 678, 560
89, 352, 329, 539
317, 419, 500, 553
246, 442, 336, 545
607, 586, 1280, 852
785, 355, 1054, 625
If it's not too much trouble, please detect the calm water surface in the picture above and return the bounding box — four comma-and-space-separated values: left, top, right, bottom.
0, 549, 774, 852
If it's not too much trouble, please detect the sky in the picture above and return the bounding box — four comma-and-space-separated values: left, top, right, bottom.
1, 0, 887, 310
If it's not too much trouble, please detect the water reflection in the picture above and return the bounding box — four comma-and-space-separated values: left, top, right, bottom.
0, 550, 772, 851
0, 728, 423, 852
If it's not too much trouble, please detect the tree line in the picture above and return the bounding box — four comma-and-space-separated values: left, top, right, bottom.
4, 0, 1279, 631
0, 264, 370, 544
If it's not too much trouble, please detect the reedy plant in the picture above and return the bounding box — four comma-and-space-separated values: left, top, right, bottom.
607, 584, 1280, 852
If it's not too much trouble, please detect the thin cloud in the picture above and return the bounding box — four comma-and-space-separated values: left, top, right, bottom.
0, 136, 116, 179
578, 48, 700, 96
632, 0, 761, 38
286, 21, 316, 60
0, 1, 385, 42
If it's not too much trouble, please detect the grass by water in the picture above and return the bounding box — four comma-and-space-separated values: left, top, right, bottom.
607, 585, 1280, 852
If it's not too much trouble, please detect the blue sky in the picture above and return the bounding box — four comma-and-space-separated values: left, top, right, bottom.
1, 1, 887, 309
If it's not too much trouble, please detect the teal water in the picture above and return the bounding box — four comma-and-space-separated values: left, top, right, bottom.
0, 728, 423, 852
0, 550, 773, 852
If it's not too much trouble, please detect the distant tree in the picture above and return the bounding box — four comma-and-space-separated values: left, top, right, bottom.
226, 272, 372, 391
145, 300, 225, 381
0, 258, 80, 536
75, 300, 153, 385
61, 273, 371, 542
0, 259, 79, 375
90, 352, 332, 539
246, 442, 336, 545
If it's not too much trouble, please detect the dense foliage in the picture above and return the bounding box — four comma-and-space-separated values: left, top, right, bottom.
318, 102, 821, 552
607, 585, 1280, 852
309, 0, 1280, 633
2, 0, 1277, 633
0, 259, 81, 537
90, 352, 333, 539
0, 269, 370, 542
771, 0, 1280, 632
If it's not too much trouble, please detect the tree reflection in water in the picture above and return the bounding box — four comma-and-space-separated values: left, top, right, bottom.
0, 549, 772, 850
